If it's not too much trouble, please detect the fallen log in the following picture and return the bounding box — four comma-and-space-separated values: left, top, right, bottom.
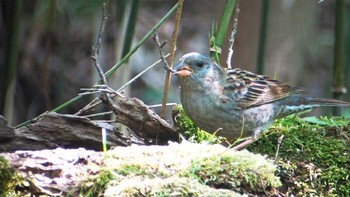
0, 97, 179, 152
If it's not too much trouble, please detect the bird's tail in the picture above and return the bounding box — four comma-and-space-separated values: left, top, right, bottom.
274, 95, 350, 119
307, 97, 350, 107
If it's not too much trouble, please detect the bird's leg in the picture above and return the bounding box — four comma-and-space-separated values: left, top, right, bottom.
231, 138, 256, 151
231, 129, 262, 151
213, 127, 223, 136
213, 128, 233, 147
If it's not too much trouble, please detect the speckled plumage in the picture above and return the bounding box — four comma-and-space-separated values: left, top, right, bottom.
174, 52, 350, 145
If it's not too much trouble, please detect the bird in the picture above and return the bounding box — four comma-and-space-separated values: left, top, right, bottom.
173, 52, 350, 150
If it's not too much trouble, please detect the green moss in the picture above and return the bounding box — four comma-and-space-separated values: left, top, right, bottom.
106, 176, 243, 196
187, 151, 281, 195
174, 104, 350, 196
0, 156, 24, 196
248, 116, 350, 196
173, 104, 224, 143
80, 170, 114, 197
116, 164, 147, 176
0, 156, 13, 195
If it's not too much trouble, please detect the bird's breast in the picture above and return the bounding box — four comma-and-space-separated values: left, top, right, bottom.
179, 81, 277, 140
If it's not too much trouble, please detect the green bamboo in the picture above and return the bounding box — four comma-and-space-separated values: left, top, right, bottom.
116, 0, 127, 24
344, 1, 350, 98
15, 2, 179, 128
105, 3, 178, 78
2, 0, 22, 124
121, 0, 140, 58
210, 0, 236, 63
345, 29, 350, 117
256, 0, 269, 74
332, 0, 345, 115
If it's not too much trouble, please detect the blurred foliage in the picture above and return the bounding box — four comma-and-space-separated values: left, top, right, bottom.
1, 0, 350, 126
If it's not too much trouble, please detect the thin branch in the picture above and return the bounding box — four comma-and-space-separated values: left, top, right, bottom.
226, 0, 240, 69
117, 53, 170, 92
92, 0, 110, 85
79, 85, 121, 97
15, 2, 179, 129
75, 85, 123, 116
153, 34, 175, 73
148, 103, 177, 108
78, 89, 105, 96
159, 0, 183, 118
74, 97, 102, 116
81, 111, 114, 118
76, 56, 168, 116
104, 3, 179, 78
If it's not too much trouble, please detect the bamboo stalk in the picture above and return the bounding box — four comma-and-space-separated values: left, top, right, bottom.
3, 0, 22, 125
210, 0, 236, 63
256, 0, 269, 74
332, 0, 346, 115
121, 0, 140, 58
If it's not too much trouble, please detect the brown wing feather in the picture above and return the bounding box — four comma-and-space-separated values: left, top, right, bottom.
223, 68, 302, 108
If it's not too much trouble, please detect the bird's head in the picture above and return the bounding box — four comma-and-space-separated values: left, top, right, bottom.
174, 52, 223, 80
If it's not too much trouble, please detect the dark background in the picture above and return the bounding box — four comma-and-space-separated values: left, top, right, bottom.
1, 0, 349, 126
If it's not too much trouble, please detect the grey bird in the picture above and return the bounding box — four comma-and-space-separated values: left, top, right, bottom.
174, 52, 350, 150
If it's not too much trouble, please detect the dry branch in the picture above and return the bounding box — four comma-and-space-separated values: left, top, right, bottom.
1, 95, 178, 152
109, 96, 179, 145
1, 112, 129, 152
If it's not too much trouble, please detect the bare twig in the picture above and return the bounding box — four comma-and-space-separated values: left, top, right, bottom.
81, 111, 114, 118
75, 85, 122, 116
153, 34, 175, 73
76, 56, 168, 116
74, 98, 101, 116
274, 134, 284, 163
226, 0, 240, 69
117, 53, 170, 92
92, 0, 110, 85
159, 0, 184, 118
148, 103, 177, 108
80, 85, 123, 98
15, 2, 180, 129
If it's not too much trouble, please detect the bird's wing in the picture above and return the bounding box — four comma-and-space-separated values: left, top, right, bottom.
222, 68, 303, 108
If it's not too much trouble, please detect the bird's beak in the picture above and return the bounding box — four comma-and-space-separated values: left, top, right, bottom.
173, 62, 193, 77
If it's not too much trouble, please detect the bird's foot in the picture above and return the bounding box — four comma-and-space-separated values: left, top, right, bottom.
230, 137, 257, 151
230, 129, 262, 151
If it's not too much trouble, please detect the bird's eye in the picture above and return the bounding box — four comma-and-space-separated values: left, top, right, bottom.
196, 61, 204, 68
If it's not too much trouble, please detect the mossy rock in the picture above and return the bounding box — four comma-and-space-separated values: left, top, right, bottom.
0, 156, 24, 196
82, 143, 280, 196
249, 116, 350, 196
174, 105, 350, 196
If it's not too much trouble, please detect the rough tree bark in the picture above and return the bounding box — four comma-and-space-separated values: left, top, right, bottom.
0, 96, 179, 152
